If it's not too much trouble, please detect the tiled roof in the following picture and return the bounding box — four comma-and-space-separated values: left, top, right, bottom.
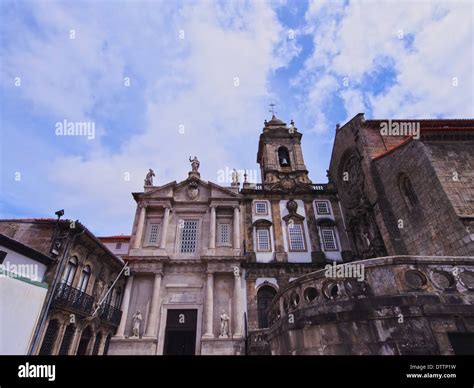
362, 119, 474, 160
98, 235, 131, 240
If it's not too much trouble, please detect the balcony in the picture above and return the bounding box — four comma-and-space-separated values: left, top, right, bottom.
251, 183, 327, 191
98, 303, 123, 327
53, 283, 94, 316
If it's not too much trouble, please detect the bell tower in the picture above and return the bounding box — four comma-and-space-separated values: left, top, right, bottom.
256, 114, 311, 190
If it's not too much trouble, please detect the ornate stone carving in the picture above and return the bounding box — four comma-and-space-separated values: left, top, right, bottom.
144, 169, 155, 186
186, 180, 199, 200
429, 270, 455, 290
231, 169, 240, 184
404, 270, 428, 290
340, 153, 364, 209
189, 156, 200, 172
131, 310, 142, 338
219, 310, 230, 338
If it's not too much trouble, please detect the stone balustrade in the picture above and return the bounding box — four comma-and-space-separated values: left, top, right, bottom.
265, 255, 474, 355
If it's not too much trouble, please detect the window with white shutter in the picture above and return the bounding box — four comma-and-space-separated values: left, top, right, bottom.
147, 223, 160, 245
321, 228, 337, 251
255, 201, 268, 215
315, 201, 331, 215
218, 223, 231, 246
179, 220, 199, 254
288, 223, 306, 251
257, 229, 271, 252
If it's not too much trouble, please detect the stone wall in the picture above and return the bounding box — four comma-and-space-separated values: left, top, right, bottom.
374, 140, 474, 256
265, 256, 474, 355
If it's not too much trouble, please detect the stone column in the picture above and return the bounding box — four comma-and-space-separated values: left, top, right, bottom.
160, 206, 171, 249
271, 200, 287, 261
97, 333, 108, 355
133, 204, 147, 249
116, 276, 134, 337
70, 327, 82, 355
233, 205, 241, 249
246, 276, 258, 330
209, 206, 216, 249
203, 272, 214, 337
233, 269, 243, 338
145, 273, 162, 337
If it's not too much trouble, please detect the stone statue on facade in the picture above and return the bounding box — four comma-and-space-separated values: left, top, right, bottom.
144, 169, 155, 186
131, 310, 142, 338
219, 310, 230, 338
231, 168, 240, 185
189, 156, 200, 172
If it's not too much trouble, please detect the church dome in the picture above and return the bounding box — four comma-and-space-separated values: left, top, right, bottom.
265, 115, 286, 127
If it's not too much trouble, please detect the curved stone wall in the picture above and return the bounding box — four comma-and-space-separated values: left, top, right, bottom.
266, 256, 474, 355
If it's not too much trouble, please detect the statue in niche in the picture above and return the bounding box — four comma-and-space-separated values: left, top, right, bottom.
189, 156, 200, 172
144, 169, 155, 186
219, 310, 230, 338
131, 310, 142, 338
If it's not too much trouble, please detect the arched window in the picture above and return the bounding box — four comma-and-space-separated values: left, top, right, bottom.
78, 265, 91, 293
114, 287, 122, 308
105, 282, 114, 305
39, 319, 59, 355
63, 256, 78, 286
92, 332, 102, 355
58, 324, 75, 355
399, 173, 418, 207
76, 326, 92, 355
277, 146, 291, 167
257, 285, 277, 328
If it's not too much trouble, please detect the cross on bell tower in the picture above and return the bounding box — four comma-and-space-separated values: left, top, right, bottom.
269, 103, 277, 117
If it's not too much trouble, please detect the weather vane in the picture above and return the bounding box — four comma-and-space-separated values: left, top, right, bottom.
269, 102, 277, 116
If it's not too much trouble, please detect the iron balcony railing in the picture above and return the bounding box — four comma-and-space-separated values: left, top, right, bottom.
98, 303, 123, 327
53, 283, 94, 316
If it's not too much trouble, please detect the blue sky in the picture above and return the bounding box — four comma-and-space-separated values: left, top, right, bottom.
1, 0, 473, 235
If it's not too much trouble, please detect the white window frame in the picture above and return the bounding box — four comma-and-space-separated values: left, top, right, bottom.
178, 219, 200, 254
321, 228, 338, 251
63, 256, 78, 286
255, 201, 268, 215
256, 228, 271, 252
315, 200, 331, 215
78, 265, 91, 293
287, 223, 306, 252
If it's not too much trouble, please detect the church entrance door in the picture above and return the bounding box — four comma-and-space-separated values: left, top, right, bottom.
163, 309, 197, 355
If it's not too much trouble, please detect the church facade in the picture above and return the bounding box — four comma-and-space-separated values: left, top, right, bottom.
109, 164, 247, 355
109, 113, 474, 355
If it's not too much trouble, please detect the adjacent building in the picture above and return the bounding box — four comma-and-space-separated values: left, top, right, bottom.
0, 234, 53, 354
0, 219, 126, 355
328, 114, 474, 258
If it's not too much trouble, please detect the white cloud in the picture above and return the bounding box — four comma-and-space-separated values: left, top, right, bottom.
297, 0, 473, 128
2, 1, 297, 234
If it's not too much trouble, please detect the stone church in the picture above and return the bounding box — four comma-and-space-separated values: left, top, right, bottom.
109, 113, 474, 355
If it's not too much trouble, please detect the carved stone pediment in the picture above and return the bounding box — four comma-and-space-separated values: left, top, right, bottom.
253, 219, 273, 228
282, 199, 305, 223
186, 180, 200, 201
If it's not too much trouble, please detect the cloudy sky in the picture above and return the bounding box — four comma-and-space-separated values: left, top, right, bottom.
1, 0, 473, 235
